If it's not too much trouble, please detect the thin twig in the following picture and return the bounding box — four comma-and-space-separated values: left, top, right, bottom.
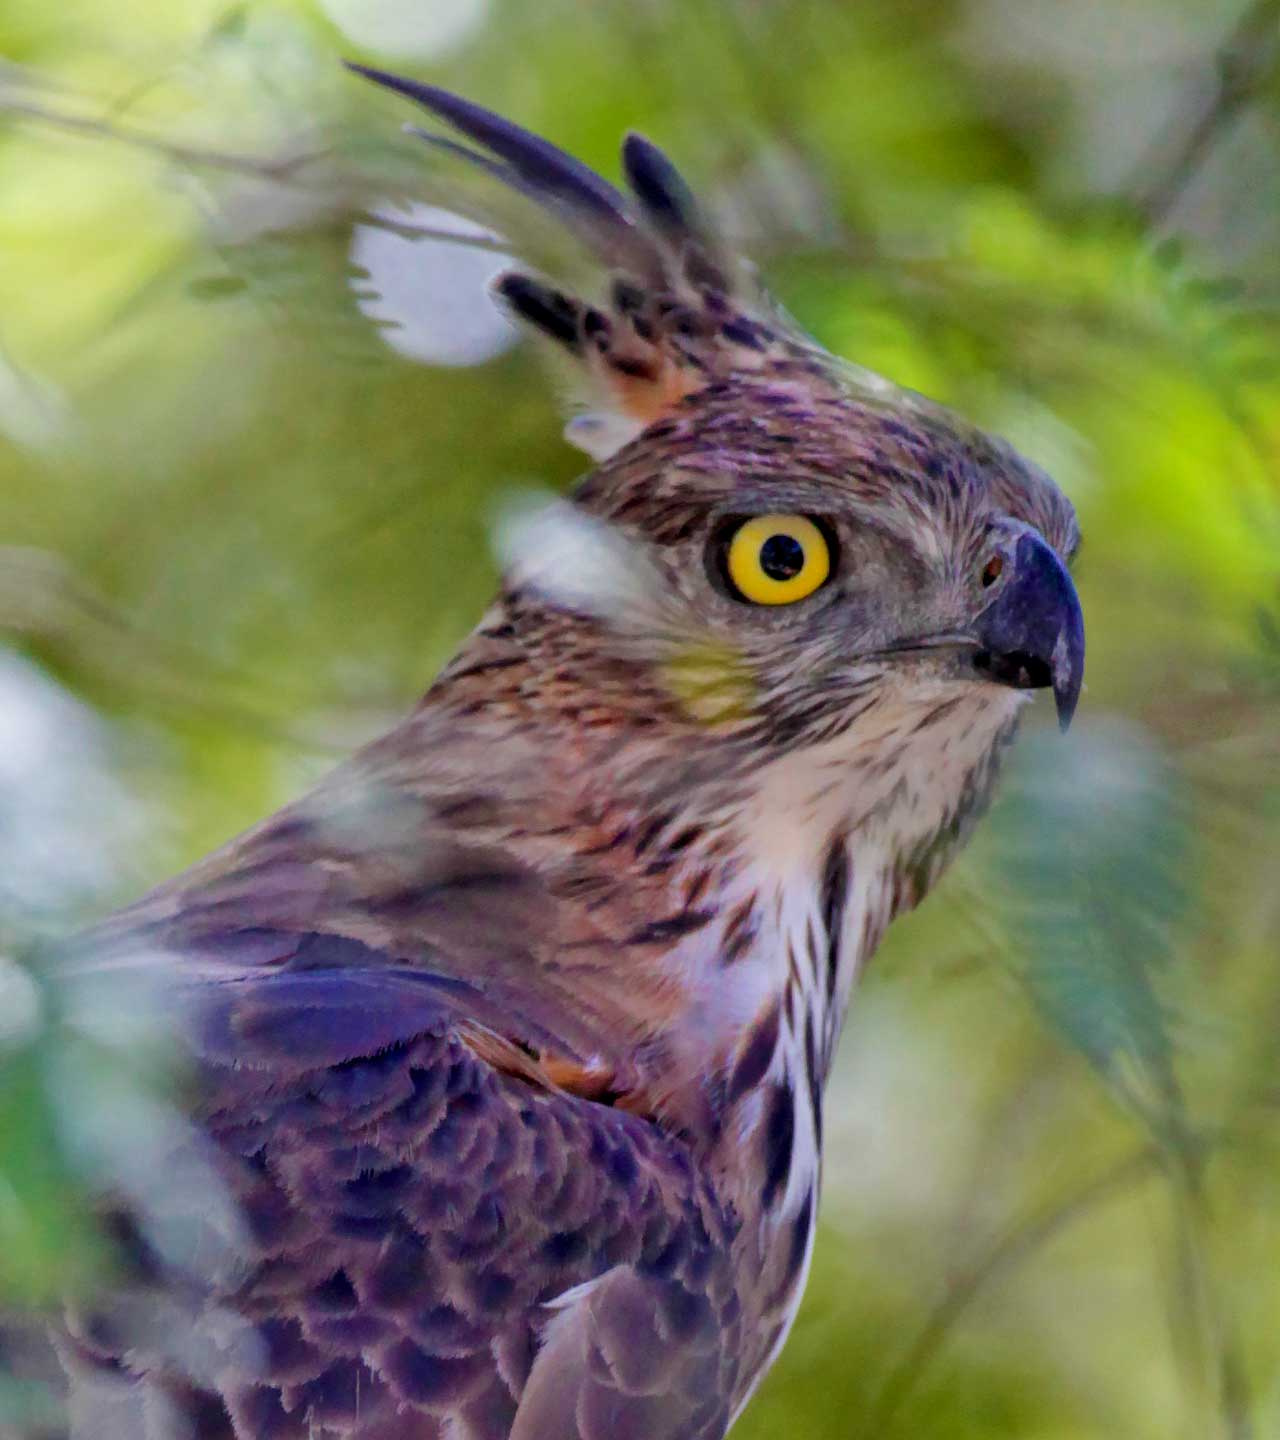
0, 90, 519, 261
0, 92, 323, 182
1137, 0, 1280, 222
856, 1148, 1164, 1438
1166, 1155, 1255, 1440
0, 546, 382, 752
363, 214, 512, 253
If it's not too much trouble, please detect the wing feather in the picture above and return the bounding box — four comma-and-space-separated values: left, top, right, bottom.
57, 936, 742, 1439
510, 1268, 730, 1440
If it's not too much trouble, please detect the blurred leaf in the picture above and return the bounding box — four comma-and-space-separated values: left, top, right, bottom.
990, 722, 1193, 1139
0, 967, 103, 1306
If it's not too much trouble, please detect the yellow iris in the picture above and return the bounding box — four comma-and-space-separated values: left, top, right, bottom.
725, 514, 831, 605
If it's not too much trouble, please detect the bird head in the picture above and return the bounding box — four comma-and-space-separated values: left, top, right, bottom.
564, 373, 1083, 754
348, 65, 1084, 902
349, 64, 1082, 760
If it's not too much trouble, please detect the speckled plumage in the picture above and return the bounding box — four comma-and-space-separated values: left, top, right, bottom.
43, 70, 1084, 1440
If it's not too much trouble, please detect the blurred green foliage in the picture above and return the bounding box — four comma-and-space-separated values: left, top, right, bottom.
1, 0, 1279, 1436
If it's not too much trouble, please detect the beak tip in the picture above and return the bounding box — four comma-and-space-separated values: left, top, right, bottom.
1051, 635, 1084, 733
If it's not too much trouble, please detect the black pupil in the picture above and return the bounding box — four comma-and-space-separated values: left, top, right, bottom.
759, 532, 806, 581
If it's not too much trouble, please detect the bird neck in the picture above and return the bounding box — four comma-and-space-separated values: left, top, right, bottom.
643, 688, 1021, 1138
648, 697, 1019, 1397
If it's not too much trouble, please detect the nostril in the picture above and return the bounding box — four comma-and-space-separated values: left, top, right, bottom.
981, 555, 1004, 588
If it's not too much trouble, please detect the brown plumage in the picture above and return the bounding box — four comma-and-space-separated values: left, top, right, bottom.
41, 67, 1084, 1440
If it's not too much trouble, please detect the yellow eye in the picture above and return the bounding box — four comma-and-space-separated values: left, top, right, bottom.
724, 514, 831, 605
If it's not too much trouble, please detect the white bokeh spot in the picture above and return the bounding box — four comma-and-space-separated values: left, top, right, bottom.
0, 647, 142, 915
319, 0, 490, 61
351, 203, 518, 368
0, 954, 42, 1050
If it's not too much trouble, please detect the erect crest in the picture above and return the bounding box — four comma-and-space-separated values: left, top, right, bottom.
346, 63, 829, 460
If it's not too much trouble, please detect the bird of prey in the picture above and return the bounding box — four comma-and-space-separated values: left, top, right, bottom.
42, 63, 1084, 1440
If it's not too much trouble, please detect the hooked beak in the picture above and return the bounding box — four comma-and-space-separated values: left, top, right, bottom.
973, 530, 1085, 731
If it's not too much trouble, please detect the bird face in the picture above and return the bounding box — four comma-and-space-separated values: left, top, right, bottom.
568, 375, 1083, 759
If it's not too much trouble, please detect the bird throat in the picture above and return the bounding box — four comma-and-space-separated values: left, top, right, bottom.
682, 693, 1021, 1405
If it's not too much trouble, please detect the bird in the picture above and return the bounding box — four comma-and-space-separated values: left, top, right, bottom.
37, 62, 1084, 1440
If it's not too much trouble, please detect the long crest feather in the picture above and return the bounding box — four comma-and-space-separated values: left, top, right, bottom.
346, 62, 664, 281
346, 62, 822, 456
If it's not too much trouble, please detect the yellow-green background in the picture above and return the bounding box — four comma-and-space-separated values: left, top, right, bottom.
1, 1, 1278, 1436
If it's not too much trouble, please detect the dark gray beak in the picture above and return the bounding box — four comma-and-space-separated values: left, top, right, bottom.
974, 530, 1085, 730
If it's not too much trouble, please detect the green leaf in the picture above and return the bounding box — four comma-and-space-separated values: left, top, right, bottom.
990, 722, 1193, 1138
